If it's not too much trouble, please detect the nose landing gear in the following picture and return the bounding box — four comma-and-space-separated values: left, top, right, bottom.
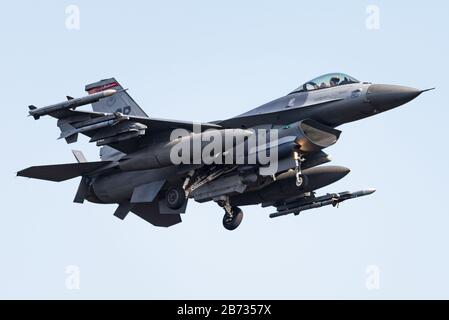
293, 149, 308, 188
223, 207, 243, 231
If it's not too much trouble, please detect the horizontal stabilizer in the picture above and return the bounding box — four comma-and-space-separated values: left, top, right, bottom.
17, 161, 111, 182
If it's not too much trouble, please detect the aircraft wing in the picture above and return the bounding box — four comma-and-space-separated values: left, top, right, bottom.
27, 78, 222, 155
33, 105, 221, 155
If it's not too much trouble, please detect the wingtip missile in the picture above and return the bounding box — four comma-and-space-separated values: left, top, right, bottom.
28, 105, 40, 119
28, 89, 118, 120
352, 188, 376, 197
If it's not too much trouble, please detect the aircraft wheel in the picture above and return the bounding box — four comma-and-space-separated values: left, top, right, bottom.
166, 186, 185, 210
296, 174, 309, 188
223, 207, 243, 231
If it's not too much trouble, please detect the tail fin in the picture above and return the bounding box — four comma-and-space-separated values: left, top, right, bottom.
85, 78, 148, 117
17, 161, 111, 182
85, 78, 146, 161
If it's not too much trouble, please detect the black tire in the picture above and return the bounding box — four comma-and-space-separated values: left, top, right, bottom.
166, 186, 185, 210
223, 207, 243, 231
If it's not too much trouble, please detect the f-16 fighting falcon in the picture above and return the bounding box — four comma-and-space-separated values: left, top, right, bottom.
18, 73, 433, 230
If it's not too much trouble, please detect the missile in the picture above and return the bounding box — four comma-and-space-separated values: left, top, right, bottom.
58, 113, 129, 140
28, 89, 117, 120
269, 188, 376, 218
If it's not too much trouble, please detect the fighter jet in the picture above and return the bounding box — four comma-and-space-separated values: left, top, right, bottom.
18, 73, 433, 230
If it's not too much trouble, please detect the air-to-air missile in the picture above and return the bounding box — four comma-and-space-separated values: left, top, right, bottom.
58, 112, 131, 141
28, 89, 118, 120
269, 189, 376, 218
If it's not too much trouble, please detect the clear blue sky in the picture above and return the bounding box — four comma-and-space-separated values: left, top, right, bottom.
0, 0, 447, 299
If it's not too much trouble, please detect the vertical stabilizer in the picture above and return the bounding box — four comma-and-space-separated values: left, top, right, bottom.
85, 78, 148, 117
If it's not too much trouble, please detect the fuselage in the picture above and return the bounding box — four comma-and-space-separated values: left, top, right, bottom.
220, 82, 423, 130
88, 73, 426, 205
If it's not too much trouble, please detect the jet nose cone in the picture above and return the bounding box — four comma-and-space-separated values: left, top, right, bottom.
367, 84, 422, 111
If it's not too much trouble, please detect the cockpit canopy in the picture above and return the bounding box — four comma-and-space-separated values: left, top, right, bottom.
291, 73, 360, 94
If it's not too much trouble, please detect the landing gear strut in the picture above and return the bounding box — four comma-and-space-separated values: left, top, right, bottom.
218, 198, 243, 231
293, 149, 308, 188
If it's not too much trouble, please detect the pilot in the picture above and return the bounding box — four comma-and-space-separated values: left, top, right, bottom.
340, 77, 349, 85
330, 77, 341, 87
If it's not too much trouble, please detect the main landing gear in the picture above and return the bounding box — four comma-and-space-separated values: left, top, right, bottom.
218, 198, 243, 231
166, 185, 186, 210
